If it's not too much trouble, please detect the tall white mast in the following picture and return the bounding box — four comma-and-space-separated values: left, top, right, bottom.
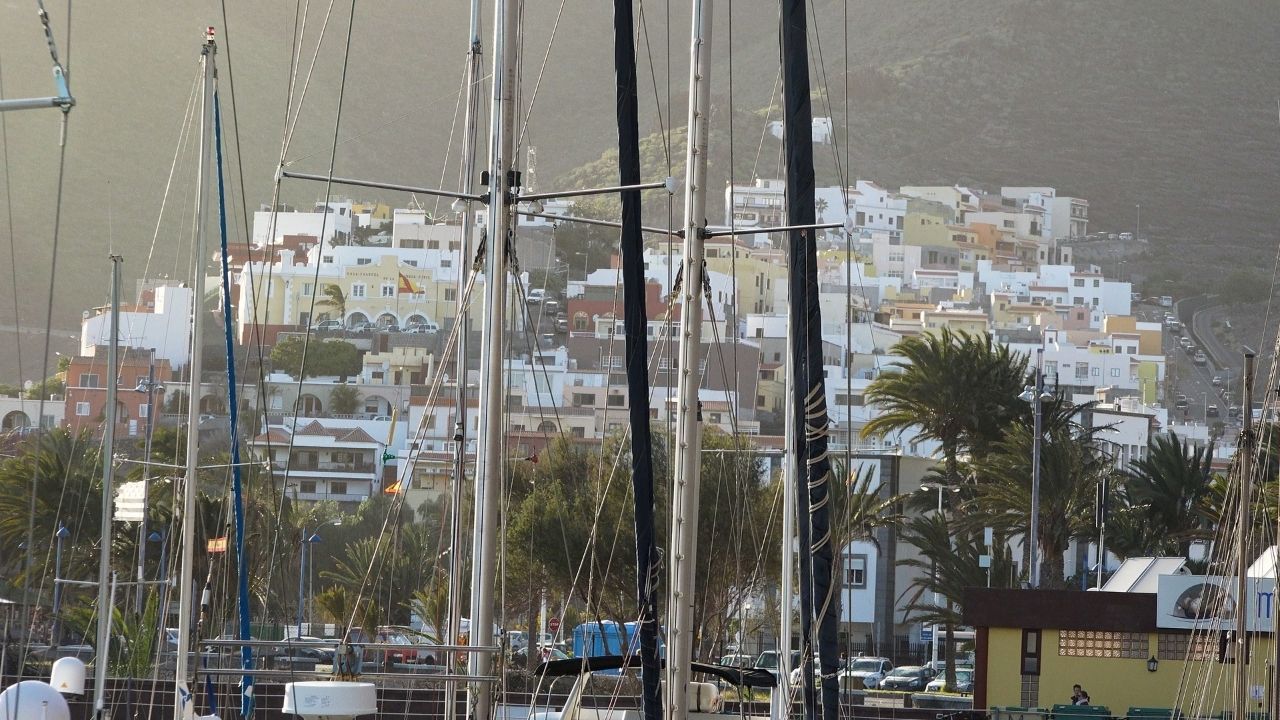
666, 2, 713, 719
173, 27, 216, 720
468, 0, 519, 717
773, 317, 797, 720
93, 254, 123, 719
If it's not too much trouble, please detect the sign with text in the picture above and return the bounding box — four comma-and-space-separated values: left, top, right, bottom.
1156, 575, 1276, 632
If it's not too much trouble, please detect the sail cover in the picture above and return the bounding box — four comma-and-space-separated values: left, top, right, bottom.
780, 2, 841, 720
613, 1, 662, 719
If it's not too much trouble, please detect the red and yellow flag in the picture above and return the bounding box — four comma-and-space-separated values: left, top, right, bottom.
384, 480, 403, 495
397, 273, 421, 294
207, 536, 228, 553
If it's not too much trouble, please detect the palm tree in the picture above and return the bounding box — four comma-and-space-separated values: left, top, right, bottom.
863, 328, 1027, 484
1117, 431, 1216, 557
317, 283, 347, 324
972, 419, 1109, 587
898, 512, 1015, 691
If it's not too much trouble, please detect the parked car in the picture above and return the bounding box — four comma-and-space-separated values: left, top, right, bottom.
1194, 351, 1207, 366
1175, 394, 1188, 409
839, 656, 892, 689
877, 665, 933, 691
380, 323, 402, 333
925, 668, 974, 694
754, 649, 801, 681
718, 653, 756, 669
1212, 374, 1224, 387
350, 321, 374, 333
405, 321, 439, 334
526, 288, 548, 304
1207, 404, 1220, 418
311, 319, 343, 332
1229, 405, 1241, 418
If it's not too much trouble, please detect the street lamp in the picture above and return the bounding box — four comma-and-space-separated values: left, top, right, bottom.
919, 483, 960, 670
52, 524, 70, 646
574, 251, 589, 281
298, 519, 341, 637
1018, 348, 1054, 589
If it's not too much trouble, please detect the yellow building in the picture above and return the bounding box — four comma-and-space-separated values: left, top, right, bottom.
922, 307, 989, 335
1103, 316, 1163, 356
967, 588, 1275, 716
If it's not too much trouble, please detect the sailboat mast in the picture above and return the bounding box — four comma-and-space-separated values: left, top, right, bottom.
774, 320, 797, 720
1233, 350, 1255, 720
666, 1, 713, 718
174, 28, 216, 720
447, 4, 482, 720
469, 0, 519, 716
611, 0, 661, 717
93, 254, 122, 719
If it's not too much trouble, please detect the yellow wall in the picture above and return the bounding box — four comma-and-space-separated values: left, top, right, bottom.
984, 627, 1271, 714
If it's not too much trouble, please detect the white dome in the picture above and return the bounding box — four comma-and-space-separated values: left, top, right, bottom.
0, 680, 71, 720
50, 657, 86, 695
281, 681, 377, 719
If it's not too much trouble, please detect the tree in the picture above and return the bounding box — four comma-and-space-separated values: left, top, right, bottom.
316, 283, 347, 322
329, 384, 361, 415
863, 329, 1027, 483
971, 418, 1109, 587
269, 338, 362, 379
898, 512, 1015, 691
1116, 432, 1216, 558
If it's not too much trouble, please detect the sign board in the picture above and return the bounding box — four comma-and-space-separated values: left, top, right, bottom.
548, 617, 561, 633
920, 626, 933, 642
1156, 575, 1276, 631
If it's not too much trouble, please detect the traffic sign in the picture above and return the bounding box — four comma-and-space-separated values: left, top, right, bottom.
548, 617, 561, 633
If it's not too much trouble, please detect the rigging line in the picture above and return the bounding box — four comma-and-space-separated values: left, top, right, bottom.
512, 0, 566, 156
140, 71, 202, 302
263, 0, 357, 609
636, 0, 671, 168
281, 0, 339, 159
430, 61, 471, 221
750, 73, 782, 182
0, 53, 25, 405
17, 108, 71, 680
283, 80, 477, 168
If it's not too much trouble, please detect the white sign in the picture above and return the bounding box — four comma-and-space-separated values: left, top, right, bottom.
1156, 575, 1277, 632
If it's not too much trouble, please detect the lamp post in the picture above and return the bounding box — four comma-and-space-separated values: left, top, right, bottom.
297, 519, 340, 637
51, 524, 70, 645
1018, 347, 1053, 588
919, 483, 960, 669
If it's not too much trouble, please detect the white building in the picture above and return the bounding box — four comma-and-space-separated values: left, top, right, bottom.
80, 284, 194, 370
253, 200, 356, 247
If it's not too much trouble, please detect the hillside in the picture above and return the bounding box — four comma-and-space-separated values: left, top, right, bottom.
0, 0, 1277, 380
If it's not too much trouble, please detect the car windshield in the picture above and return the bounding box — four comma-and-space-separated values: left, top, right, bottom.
956, 670, 973, 681
851, 660, 884, 672
892, 666, 923, 677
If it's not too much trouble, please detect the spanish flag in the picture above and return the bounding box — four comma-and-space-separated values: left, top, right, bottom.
398, 273, 421, 294
384, 480, 404, 495
207, 536, 228, 553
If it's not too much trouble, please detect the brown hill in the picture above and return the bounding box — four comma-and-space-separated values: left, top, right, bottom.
0, 1, 1277, 380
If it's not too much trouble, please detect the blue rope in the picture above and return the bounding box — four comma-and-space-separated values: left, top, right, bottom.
214, 89, 254, 718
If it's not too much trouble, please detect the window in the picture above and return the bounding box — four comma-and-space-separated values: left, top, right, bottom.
573, 313, 589, 331
403, 259, 418, 267
1073, 279, 1085, 287
607, 394, 625, 407
445, 288, 457, 302
846, 554, 867, 588
572, 393, 593, 407
401, 239, 423, 249
303, 282, 314, 295
441, 259, 452, 268
351, 283, 367, 298
356, 258, 372, 265
322, 255, 334, 264
299, 481, 317, 494
381, 284, 395, 297
78, 373, 100, 388
75, 401, 91, 416
1110, 368, 1120, 378
1157, 633, 1214, 661
329, 481, 348, 495
139, 403, 150, 419
1093, 279, 1100, 288
1058, 630, 1147, 659
1021, 629, 1042, 675
1091, 367, 1101, 377
571, 427, 586, 438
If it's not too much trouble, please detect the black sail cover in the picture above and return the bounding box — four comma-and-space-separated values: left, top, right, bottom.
781, 2, 840, 720
613, 1, 661, 719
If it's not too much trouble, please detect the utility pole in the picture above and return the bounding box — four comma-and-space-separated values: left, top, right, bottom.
1233, 349, 1255, 720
